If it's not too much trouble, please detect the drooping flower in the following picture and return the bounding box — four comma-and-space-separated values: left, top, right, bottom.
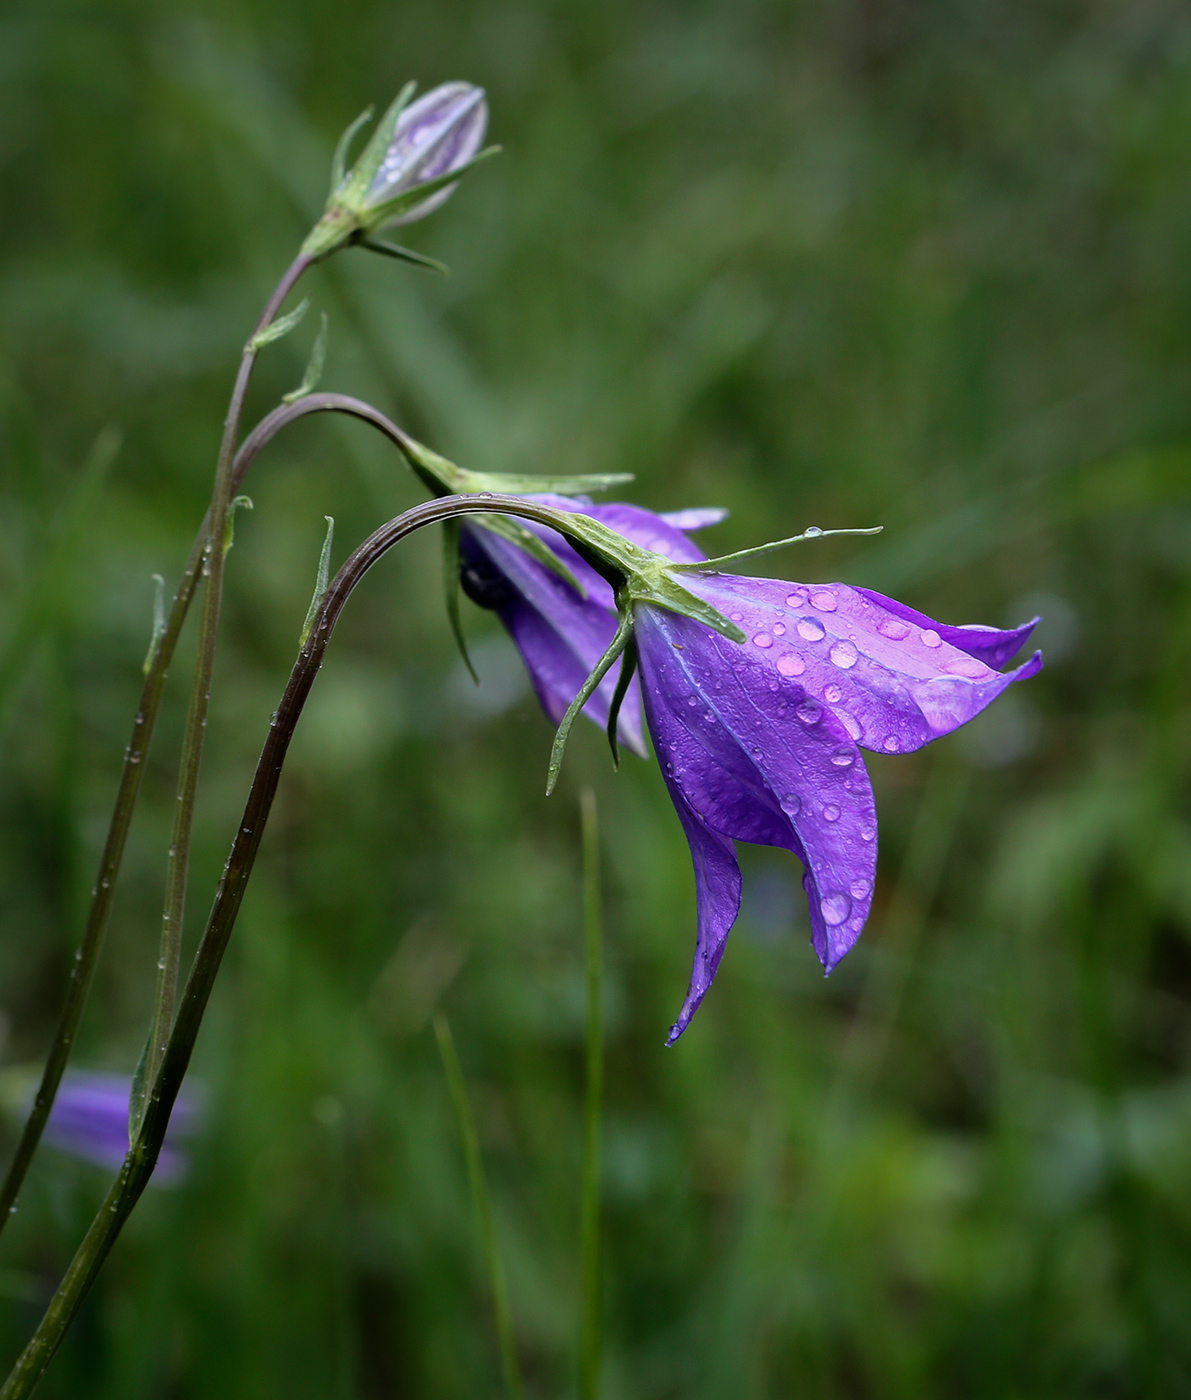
40, 1072, 200, 1185
458, 500, 727, 754
631, 572, 1041, 1041
302, 82, 492, 261
455, 497, 1042, 1043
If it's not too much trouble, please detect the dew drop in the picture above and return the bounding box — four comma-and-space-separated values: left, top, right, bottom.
823, 804, 840, 822
752, 632, 773, 648
848, 916, 864, 932
823, 684, 842, 704
796, 617, 825, 642
850, 879, 871, 900
830, 748, 855, 767
780, 793, 801, 815
820, 892, 852, 926
730, 611, 744, 622
882, 735, 900, 752
772, 622, 786, 636
795, 700, 821, 725
920, 628, 942, 648
810, 590, 838, 612
776, 654, 805, 676
829, 640, 858, 669
687, 696, 698, 706
877, 617, 911, 641
839, 712, 863, 741
804, 525, 824, 537
860, 825, 876, 842
785, 590, 809, 608
947, 656, 987, 679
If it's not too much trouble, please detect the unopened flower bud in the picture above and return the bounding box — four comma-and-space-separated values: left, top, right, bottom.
302, 82, 492, 261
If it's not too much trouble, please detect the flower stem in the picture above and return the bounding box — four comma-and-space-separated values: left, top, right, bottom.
579, 788, 604, 1400
0, 493, 625, 1396
135, 253, 312, 1134
433, 1014, 526, 1400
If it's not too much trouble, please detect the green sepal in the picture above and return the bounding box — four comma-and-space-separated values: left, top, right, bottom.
249, 298, 309, 351
546, 612, 634, 796
473, 513, 584, 595
453, 468, 635, 497
300, 517, 335, 648
329, 106, 375, 198
282, 312, 329, 404
605, 633, 638, 769
360, 238, 450, 275
335, 81, 417, 210
442, 519, 478, 684
142, 573, 166, 676
673, 524, 883, 572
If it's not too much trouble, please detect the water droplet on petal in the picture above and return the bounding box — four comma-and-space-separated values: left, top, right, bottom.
850, 879, 871, 899
883, 735, 900, 752
921, 629, 942, 648
823, 804, 840, 821
786, 590, 809, 608
796, 618, 825, 642
730, 612, 744, 622
777, 654, 805, 676
847, 916, 864, 932
947, 656, 987, 679
831, 748, 855, 767
823, 684, 842, 704
829, 640, 858, 669
796, 700, 821, 724
810, 590, 837, 612
804, 525, 823, 537
839, 712, 863, 741
820, 892, 852, 925
860, 825, 876, 841
772, 622, 786, 636
877, 617, 911, 641
752, 632, 773, 648
687, 696, 698, 706
780, 793, 801, 815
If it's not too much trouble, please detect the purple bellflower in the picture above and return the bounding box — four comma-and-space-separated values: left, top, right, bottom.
302, 81, 492, 262
458, 500, 727, 756
41, 1072, 200, 1186
458, 499, 1041, 1044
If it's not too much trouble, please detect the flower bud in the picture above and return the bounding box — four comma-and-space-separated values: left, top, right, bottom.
302, 82, 491, 261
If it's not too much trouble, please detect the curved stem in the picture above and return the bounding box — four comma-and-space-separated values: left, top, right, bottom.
140, 253, 312, 1123
0, 493, 620, 1398
0, 258, 316, 1234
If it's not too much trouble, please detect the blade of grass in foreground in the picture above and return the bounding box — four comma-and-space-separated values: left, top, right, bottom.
432, 1013, 525, 1400
579, 788, 603, 1400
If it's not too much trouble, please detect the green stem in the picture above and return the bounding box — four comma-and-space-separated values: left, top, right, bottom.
433, 1015, 526, 1400
137, 253, 313, 1128
579, 788, 604, 1400
0, 493, 627, 1398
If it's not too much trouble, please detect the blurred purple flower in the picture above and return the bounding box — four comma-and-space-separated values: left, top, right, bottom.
365, 82, 489, 224
633, 573, 1041, 1042
459, 499, 726, 755
43, 1072, 200, 1186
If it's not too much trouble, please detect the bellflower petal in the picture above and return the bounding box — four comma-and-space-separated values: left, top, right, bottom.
42, 1071, 200, 1185
631, 568, 1041, 1039
367, 82, 489, 223
854, 586, 1038, 669
459, 496, 724, 755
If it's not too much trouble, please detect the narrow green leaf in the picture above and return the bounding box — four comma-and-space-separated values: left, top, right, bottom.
547, 612, 633, 796
359, 238, 450, 275
221, 495, 254, 554
453, 468, 635, 496
674, 524, 883, 571
300, 517, 335, 648
248, 297, 309, 351
282, 312, 329, 404
329, 105, 374, 196
442, 520, 478, 684
340, 81, 417, 205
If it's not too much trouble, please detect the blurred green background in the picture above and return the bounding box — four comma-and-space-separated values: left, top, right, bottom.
2, 0, 1191, 1394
